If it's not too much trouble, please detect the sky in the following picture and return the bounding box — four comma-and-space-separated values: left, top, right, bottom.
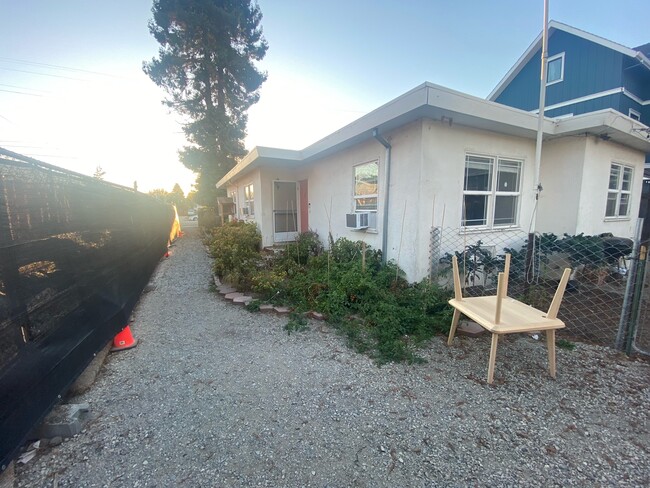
1, 0, 648, 195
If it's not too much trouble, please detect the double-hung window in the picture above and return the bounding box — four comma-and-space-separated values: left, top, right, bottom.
244, 183, 254, 217
463, 155, 522, 228
353, 161, 378, 212
606, 163, 633, 218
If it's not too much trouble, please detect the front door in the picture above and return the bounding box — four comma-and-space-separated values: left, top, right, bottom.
273, 181, 299, 242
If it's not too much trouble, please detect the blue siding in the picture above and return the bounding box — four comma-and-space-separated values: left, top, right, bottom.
545, 94, 622, 118
496, 29, 625, 111
623, 57, 650, 100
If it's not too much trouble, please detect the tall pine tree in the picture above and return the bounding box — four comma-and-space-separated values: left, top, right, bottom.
144, 0, 267, 205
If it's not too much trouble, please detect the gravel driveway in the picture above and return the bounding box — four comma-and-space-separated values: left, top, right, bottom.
15, 222, 650, 487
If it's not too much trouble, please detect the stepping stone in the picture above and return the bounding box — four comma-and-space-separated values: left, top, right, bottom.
457, 320, 485, 338
259, 304, 275, 313
274, 306, 292, 315
232, 295, 252, 305
219, 286, 237, 295
224, 292, 244, 301
212, 274, 222, 286
307, 311, 325, 321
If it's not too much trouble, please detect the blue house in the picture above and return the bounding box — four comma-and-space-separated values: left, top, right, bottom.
488, 21, 650, 127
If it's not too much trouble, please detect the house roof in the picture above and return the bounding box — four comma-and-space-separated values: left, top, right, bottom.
217, 82, 650, 189
218, 82, 554, 188
488, 21, 650, 102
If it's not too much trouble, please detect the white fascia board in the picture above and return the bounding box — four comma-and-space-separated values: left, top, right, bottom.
552, 109, 650, 152
425, 83, 551, 134
216, 146, 301, 188
303, 82, 552, 161
488, 20, 649, 102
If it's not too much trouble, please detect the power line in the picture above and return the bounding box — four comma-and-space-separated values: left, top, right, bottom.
0, 88, 42, 97
0, 56, 124, 79
0, 83, 50, 94
0, 66, 88, 81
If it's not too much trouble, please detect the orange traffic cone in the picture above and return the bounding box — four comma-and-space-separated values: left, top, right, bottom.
111, 325, 138, 352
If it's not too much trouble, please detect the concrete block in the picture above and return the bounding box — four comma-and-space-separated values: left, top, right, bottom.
259, 304, 275, 313
232, 295, 252, 305
273, 306, 292, 315
31, 403, 91, 439
224, 292, 244, 301
219, 286, 237, 295
307, 311, 325, 321
457, 321, 486, 338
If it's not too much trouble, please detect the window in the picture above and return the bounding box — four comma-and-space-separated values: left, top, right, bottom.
629, 108, 641, 121
463, 155, 522, 228
229, 190, 237, 216
606, 163, 633, 218
546, 53, 565, 85
244, 183, 254, 216
354, 161, 378, 211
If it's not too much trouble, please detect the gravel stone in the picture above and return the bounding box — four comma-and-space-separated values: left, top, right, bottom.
14, 221, 650, 487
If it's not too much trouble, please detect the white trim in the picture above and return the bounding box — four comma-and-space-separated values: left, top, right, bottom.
530, 88, 623, 113
623, 89, 650, 106
546, 52, 565, 86
488, 20, 650, 101
629, 108, 641, 121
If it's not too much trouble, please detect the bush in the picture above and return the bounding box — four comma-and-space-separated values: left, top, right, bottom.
210, 221, 262, 289
209, 228, 453, 363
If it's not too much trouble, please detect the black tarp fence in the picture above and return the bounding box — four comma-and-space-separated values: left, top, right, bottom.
0, 148, 174, 470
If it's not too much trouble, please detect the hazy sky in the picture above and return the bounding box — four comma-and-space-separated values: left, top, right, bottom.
1, 0, 648, 194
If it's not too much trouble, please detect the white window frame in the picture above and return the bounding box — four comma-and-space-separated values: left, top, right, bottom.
244, 183, 254, 217
605, 163, 633, 219
462, 154, 523, 229
353, 160, 378, 213
629, 108, 641, 121
546, 52, 565, 86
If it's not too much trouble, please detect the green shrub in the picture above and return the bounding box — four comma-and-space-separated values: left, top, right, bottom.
210, 221, 262, 289
210, 228, 453, 364
251, 268, 287, 299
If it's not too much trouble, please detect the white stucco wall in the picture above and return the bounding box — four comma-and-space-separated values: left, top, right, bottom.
536, 137, 586, 235
575, 137, 645, 238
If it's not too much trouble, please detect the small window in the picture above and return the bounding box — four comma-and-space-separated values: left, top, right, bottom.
629, 108, 641, 121
244, 183, 254, 217
606, 163, 633, 218
546, 53, 565, 85
463, 155, 522, 228
354, 161, 378, 212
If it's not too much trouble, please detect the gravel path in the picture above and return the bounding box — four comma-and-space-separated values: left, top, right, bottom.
15, 222, 650, 487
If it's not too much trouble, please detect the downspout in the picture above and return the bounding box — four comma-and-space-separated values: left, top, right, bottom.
373, 128, 391, 263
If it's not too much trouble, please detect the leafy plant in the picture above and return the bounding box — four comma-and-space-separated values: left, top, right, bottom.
209, 229, 453, 364
285, 313, 309, 335
210, 221, 262, 289
557, 339, 576, 350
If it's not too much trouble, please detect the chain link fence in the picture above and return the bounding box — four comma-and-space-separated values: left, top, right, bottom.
428, 225, 648, 352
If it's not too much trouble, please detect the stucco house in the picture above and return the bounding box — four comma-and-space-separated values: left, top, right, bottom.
217, 82, 650, 282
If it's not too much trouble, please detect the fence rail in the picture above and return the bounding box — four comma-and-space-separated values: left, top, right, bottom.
0, 149, 174, 470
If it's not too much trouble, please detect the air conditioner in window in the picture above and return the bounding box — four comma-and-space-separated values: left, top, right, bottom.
346, 212, 369, 230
